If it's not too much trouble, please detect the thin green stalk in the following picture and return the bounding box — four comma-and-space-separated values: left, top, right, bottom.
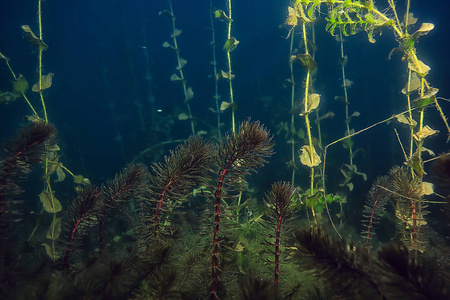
168, 0, 195, 136
210, 0, 221, 140
301, 22, 316, 222
226, 0, 236, 135
289, 30, 296, 186
339, 29, 353, 166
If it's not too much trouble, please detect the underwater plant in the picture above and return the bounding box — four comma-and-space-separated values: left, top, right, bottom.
98, 164, 148, 253
0, 121, 57, 239
215, 0, 239, 135
160, 0, 196, 136
361, 176, 391, 245
207, 120, 274, 299
262, 181, 297, 292
63, 185, 103, 266
142, 136, 212, 250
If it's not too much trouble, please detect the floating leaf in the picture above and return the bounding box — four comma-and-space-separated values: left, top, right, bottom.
342, 79, 353, 88
158, 9, 174, 18
334, 96, 348, 104
408, 59, 430, 76
217, 70, 235, 80
299, 145, 321, 167
346, 182, 354, 192
220, 101, 237, 111
224, 37, 239, 52
422, 87, 439, 98
338, 55, 348, 66
401, 73, 421, 94
26, 115, 42, 123
74, 174, 90, 185
420, 182, 434, 196
177, 58, 187, 69
407, 153, 424, 177
21, 25, 48, 50
46, 217, 62, 240
413, 125, 439, 141
412, 23, 434, 39
285, 6, 299, 27
342, 137, 354, 150
32, 73, 54, 92
178, 113, 189, 120
315, 111, 335, 123
171, 28, 182, 38
162, 41, 177, 51
350, 111, 360, 118
0, 92, 19, 104
413, 95, 435, 109
214, 9, 229, 21
297, 4, 310, 23
42, 243, 60, 260
186, 87, 194, 100
301, 93, 320, 116
396, 114, 417, 127
295, 53, 317, 71
403, 13, 418, 26
170, 73, 182, 81
39, 191, 62, 213
47, 159, 59, 176
55, 164, 66, 182
13, 74, 29, 94
421, 147, 435, 157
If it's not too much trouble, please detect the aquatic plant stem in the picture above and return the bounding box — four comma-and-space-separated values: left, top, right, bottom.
38, 0, 58, 259
339, 29, 353, 166
168, 0, 195, 136
210, 0, 221, 140
289, 31, 296, 186
0, 53, 40, 118
38, 0, 48, 123
226, 0, 236, 135
301, 22, 316, 222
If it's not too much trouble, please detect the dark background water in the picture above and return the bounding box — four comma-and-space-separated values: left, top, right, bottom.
1, 0, 449, 229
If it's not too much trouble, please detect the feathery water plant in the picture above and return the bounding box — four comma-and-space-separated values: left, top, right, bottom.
209, 120, 274, 299
262, 182, 297, 292
64, 185, 103, 267
144, 137, 212, 249
0, 122, 57, 239
98, 164, 148, 253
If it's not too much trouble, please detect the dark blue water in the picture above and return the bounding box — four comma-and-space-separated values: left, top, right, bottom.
1, 0, 449, 227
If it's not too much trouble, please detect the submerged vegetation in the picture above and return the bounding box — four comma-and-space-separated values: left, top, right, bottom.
0, 0, 450, 299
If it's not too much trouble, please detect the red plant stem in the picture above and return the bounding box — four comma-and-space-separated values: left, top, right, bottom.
64, 216, 83, 266
146, 179, 173, 252
366, 195, 381, 245
211, 165, 230, 300
408, 195, 418, 243
274, 213, 282, 291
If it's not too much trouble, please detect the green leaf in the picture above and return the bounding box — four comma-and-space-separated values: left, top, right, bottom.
55, 165, 66, 182
42, 243, 60, 260
46, 217, 61, 240
39, 191, 62, 213
214, 9, 229, 21
224, 37, 239, 52
296, 53, 317, 71
74, 174, 90, 185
